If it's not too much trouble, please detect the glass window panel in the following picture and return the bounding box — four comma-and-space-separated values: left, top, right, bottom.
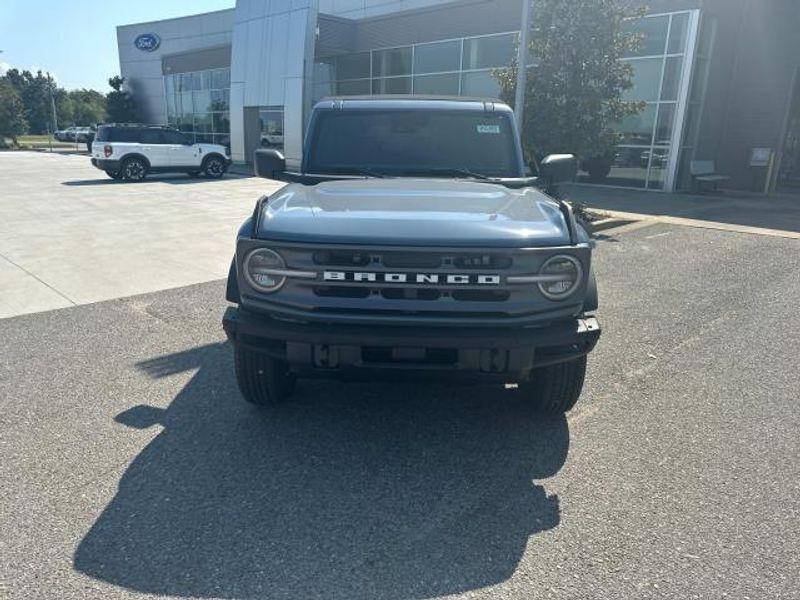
179, 91, 194, 114
162, 129, 189, 144
190, 72, 203, 91
654, 103, 676, 145
614, 104, 656, 145
668, 13, 690, 54
413, 73, 460, 96
462, 33, 516, 70
212, 68, 230, 90
460, 70, 501, 99
193, 90, 212, 113
195, 133, 214, 144
336, 52, 371, 80
626, 15, 668, 57
177, 116, 194, 133
164, 75, 174, 97
140, 129, 161, 144
201, 71, 213, 90
660, 56, 683, 101
259, 108, 284, 150
213, 112, 230, 134
214, 133, 231, 146
606, 147, 648, 187
414, 40, 461, 74
624, 57, 663, 102
372, 77, 412, 95
646, 148, 670, 189
314, 58, 336, 83
313, 81, 334, 103
166, 93, 177, 118
335, 79, 371, 95
210, 89, 229, 111
373, 47, 412, 78
194, 113, 212, 135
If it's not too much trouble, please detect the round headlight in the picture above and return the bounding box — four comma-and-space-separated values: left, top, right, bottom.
244, 248, 287, 293
538, 255, 583, 300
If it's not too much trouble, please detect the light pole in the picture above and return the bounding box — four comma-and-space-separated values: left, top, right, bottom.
48, 73, 58, 132
514, 0, 532, 133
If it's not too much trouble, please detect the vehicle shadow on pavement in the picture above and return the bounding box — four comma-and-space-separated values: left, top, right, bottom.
62, 175, 251, 186
74, 342, 568, 599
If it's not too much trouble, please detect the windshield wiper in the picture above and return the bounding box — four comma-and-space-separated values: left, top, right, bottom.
341, 168, 387, 179
398, 167, 494, 180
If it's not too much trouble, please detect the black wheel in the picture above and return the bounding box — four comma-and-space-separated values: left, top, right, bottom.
120, 157, 148, 182
234, 346, 296, 406
203, 155, 226, 179
105, 170, 123, 180
519, 356, 587, 415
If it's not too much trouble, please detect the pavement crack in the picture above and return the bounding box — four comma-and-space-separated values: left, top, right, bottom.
0, 251, 78, 306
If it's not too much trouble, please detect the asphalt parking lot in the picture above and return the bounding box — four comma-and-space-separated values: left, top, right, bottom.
2, 154, 800, 599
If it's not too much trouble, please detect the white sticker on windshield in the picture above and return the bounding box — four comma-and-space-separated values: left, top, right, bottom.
477, 124, 501, 134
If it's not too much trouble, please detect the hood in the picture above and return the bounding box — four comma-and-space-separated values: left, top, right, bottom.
256, 179, 571, 247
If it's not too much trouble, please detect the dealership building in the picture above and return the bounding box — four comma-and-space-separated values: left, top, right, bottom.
118, 0, 799, 193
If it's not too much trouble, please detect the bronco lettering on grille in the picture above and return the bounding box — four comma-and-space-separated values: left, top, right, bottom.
323, 271, 501, 285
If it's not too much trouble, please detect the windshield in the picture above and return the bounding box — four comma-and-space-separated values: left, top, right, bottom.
305, 109, 521, 179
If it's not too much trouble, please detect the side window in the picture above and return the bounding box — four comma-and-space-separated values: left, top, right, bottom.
140, 130, 161, 144
162, 130, 189, 144
114, 128, 142, 143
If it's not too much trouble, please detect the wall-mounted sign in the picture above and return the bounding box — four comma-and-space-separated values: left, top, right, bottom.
134, 33, 161, 52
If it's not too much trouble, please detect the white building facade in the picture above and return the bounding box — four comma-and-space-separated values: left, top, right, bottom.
118, 0, 709, 190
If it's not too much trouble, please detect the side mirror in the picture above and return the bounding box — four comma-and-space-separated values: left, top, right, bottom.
539, 154, 578, 185
254, 148, 286, 180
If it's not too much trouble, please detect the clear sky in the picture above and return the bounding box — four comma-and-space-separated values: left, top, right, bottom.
0, 0, 235, 91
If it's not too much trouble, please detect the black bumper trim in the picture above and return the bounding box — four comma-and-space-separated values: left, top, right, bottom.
223, 307, 600, 375
91, 158, 120, 172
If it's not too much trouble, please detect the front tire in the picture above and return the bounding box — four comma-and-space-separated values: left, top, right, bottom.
519, 356, 587, 415
120, 157, 148, 182
105, 170, 123, 180
234, 346, 296, 406
203, 155, 226, 179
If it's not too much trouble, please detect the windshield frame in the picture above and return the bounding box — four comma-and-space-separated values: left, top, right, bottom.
302, 106, 526, 180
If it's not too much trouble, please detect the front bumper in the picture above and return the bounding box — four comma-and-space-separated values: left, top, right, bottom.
91, 158, 121, 172
223, 307, 600, 380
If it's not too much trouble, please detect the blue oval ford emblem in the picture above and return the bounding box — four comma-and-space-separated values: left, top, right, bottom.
134, 33, 161, 52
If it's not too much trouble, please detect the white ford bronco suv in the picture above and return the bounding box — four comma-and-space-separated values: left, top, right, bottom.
91, 124, 231, 181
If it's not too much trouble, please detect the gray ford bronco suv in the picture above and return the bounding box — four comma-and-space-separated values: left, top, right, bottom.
223, 97, 600, 414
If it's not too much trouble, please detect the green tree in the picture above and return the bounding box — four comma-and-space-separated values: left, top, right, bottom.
0, 80, 29, 145
496, 0, 645, 172
105, 76, 138, 123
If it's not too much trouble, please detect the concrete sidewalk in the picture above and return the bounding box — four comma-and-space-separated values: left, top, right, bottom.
564, 183, 800, 236
0, 152, 280, 319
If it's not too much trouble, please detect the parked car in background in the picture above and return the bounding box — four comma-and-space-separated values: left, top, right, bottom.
90, 123, 231, 181
55, 126, 95, 143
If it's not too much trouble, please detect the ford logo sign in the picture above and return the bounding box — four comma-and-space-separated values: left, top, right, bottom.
134, 33, 161, 52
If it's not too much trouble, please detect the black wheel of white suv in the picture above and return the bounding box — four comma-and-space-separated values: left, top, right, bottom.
234, 346, 296, 407
203, 155, 226, 179
519, 356, 587, 415
105, 170, 123, 180
120, 157, 148, 182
